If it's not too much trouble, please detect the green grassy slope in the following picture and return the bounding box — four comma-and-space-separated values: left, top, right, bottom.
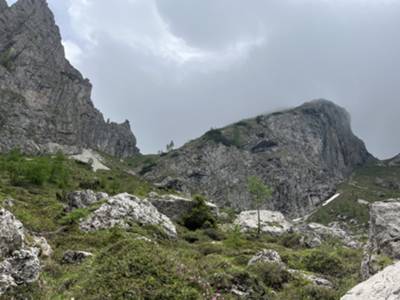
0, 152, 393, 299
310, 162, 400, 231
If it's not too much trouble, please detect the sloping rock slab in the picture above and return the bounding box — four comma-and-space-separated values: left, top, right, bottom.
341, 261, 400, 300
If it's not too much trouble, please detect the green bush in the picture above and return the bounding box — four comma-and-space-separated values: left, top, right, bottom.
279, 284, 337, 300
59, 208, 91, 225
224, 225, 245, 249
249, 262, 292, 290
25, 160, 51, 186
300, 285, 337, 300
279, 233, 304, 249
182, 195, 216, 231
302, 250, 345, 276
204, 129, 234, 147
75, 239, 203, 300
4, 150, 70, 187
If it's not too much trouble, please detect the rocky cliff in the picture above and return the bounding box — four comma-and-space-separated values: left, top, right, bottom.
142, 100, 373, 217
0, 0, 139, 157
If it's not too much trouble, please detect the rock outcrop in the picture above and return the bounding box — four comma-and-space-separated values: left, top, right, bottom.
66, 190, 109, 211
234, 210, 293, 236
62, 250, 93, 265
147, 192, 218, 222
80, 193, 177, 238
248, 249, 283, 266
361, 200, 400, 279
341, 261, 400, 300
297, 222, 360, 249
369, 200, 400, 259
142, 100, 372, 216
0, 0, 139, 157
0, 208, 40, 295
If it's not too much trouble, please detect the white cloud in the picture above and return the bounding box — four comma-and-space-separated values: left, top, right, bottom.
65, 0, 264, 72
62, 40, 83, 66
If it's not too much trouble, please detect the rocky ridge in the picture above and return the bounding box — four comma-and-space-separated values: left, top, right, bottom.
142, 100, 372, 217
0, 0, 139, 157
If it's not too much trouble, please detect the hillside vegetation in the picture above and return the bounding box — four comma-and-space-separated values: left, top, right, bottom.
1, 151, 394, 299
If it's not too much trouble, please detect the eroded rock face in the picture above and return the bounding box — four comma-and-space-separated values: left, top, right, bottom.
234, 210, 293, 236
361, 200, 400, 279
369, 200, 400, 259
0, 208, 40, 296
298, 222, 360, 249
142, 100, 372, 217
0, 0, 138, 157
147, 192, 218, 222
341, 261, 400, 300
80, 193, 177, 238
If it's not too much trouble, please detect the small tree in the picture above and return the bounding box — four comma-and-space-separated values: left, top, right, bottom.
166, 140, 175, 152
248, 176, 273, 237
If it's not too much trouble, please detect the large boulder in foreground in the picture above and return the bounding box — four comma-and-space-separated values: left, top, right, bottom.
0, 208, 40, 296
234, 210, 293, 236
80, 193, 177, 238
341, 261, 400, 300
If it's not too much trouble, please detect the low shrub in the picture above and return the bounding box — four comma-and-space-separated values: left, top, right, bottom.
249, 262, 292, 290
182, 195, 216, 231
302, 249, 345, 276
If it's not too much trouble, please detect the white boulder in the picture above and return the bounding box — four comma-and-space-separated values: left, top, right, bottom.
234, 210, 293, 236
80, 193, 177, 238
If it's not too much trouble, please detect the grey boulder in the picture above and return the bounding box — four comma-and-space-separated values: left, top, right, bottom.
66, 190, 109, 211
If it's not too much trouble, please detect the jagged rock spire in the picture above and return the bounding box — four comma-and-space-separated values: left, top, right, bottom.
0, 0, 139, 157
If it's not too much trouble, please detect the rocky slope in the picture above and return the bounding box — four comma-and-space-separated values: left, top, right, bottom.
0, 0, 139, 157
142, 100, 373, 216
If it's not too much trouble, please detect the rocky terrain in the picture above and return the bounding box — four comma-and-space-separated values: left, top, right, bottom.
141, 99, 373, 217
0, 0, 139, 157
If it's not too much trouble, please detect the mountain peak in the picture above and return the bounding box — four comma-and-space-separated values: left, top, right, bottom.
0, 0, 139, 157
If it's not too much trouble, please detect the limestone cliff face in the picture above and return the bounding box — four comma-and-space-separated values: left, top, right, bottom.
0, 0, 139, 157
142, 100, 373, 217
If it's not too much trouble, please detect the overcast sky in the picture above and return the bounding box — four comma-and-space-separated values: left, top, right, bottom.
7, 0, 400, 158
